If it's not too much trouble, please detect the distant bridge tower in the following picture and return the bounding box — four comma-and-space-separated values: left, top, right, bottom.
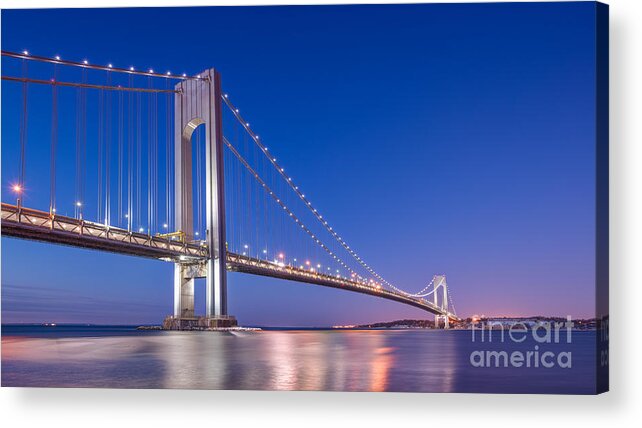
433, 274, 450, 329
170, 68, 236, 329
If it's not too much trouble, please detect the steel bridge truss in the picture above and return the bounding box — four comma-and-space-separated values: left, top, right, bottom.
1, 203, 208, 262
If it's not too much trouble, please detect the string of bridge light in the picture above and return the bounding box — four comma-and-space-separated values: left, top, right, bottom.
409, 278, 438, 298
448, 287, 457, 316
1, 50, 205, 81
224, 136, 372, 285
221, 93, 433, 297
221, 94, 401, 291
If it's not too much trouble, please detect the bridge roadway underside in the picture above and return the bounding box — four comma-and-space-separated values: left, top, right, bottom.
1, 203, 456, 319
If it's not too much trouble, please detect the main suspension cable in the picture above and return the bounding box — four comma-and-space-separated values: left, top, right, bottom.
224, 136, 367, 282
221, 94, 431, 296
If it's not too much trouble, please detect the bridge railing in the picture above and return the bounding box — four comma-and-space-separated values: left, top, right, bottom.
1, 203, 208, 261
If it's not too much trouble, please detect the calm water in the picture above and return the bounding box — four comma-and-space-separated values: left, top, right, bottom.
1, 325, 596, 393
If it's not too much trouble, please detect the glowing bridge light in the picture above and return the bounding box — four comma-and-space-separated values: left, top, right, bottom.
12, 184, 22, 193
129, 66, 135, 71
244, 244, 249, 249
163, 223, 168, 229
83, 59, 88, 65
108, 63, 113, 68
138, 227, 144, 233
75, 201, 82, 207
22, 50, 29, 55
278, 253, 284, 259
55, 55, 61, 60
262, 249, 267, 254
195, 232, 200, 236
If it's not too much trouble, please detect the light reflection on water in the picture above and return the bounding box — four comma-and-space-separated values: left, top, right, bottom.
1, 328, 595, 393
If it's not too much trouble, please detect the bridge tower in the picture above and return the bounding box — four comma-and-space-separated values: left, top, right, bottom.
169, 68, 237, 329
433, 274, 450, 329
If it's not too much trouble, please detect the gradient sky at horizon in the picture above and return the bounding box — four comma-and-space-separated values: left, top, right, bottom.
1, 2, 598, 326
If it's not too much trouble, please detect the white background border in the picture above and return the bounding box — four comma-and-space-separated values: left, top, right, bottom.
1, 0, 640, 426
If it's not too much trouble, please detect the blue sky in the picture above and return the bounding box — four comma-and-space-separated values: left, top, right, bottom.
1, 3, 598, 326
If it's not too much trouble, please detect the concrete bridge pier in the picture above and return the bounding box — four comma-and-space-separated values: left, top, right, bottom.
174, 264, 195, 318
165, 262, 237, 330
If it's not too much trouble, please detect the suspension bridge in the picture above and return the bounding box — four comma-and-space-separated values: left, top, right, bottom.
1, 50, 460, 329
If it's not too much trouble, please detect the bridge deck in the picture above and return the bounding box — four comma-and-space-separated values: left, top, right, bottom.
226, 253, 450, 316
1, 203, 208, 261
1, 203, 457, 319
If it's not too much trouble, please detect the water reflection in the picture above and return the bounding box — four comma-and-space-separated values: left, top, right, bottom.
1, 329, 596, 393
370, 346, 394, 392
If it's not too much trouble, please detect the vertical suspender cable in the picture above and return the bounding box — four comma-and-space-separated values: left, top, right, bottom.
50, 63, 59, 213
127, 75, 133, 231
105, 71, 112, 225
261, 125, 267, 257
82, 69, 87, 217
137, 91, 142, 228
147, 77, 152, 234
151, 80, 158, 233
75, 68, 87, 218
18, 58, 28, 196
154, 88, 159, 233
118, 85, 124, 226
154, 86, 158, 233
165, 78, 170, 230
98, 87, 104, 223
75, 78, 80, 217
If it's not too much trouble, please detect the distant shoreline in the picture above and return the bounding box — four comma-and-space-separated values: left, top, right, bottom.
1, 319, 601, 332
